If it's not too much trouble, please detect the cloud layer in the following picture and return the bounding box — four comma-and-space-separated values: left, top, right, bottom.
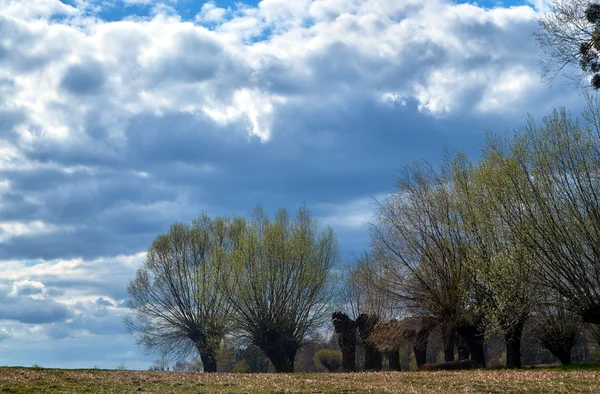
0, 0, 585, 368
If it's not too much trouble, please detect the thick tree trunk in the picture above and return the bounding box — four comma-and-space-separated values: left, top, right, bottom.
200, 352, 217, 373
414, 347, 427, 367
413, 327, 429, 368
254, 330, 299, 372
442, 326, 456, 362
191, 331, 219, 372
364, 345, 383, 371
581, 304, 600, 324
332, 312, 357, 372
264, 348, 297, 372
356, 314, 383, 371
457, 318, 486, 367
457, 335, 469, 361
555, 351, 572, 365
504, 320, 525, 369
386, 351, 401, 371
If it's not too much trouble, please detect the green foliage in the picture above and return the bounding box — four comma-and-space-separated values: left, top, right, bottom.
406, 353, 417, 371
232, 359, 251, 373
125, 213, 242, 370
488, 352, 507, 368
313, 349, 342, 372
225, 206, 339, 372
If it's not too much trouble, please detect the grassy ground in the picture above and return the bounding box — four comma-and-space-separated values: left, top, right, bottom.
0, 366, 598, 393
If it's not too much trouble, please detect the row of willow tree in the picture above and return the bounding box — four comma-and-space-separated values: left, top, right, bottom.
126, 96, 600, 372
338, 95, 600, 370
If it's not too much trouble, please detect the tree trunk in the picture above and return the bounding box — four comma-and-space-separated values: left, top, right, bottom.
364, 345, 383, 371
263, 347, 297, 372
332, 312, 357, 372
386, 351, 401, 371
191, 332, 218, 373
442, 326, 456, 362
200, 352, 217, 373
254, 330, 299, 373
413, 327, 429, 368
457, 335, 469, 361
414, 347, 427, 367
356, 314, 383, 371
457, 318, 486, 367
581, 304, 600, 324
504, 320, 525, 368
555, 351, 572, 365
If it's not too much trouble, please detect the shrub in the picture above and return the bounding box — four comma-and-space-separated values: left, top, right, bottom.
232, 359, 251, 373
313, 349, 342, 372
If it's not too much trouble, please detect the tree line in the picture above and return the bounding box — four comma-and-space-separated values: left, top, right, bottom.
123, 0, 600, 372
125, 95, 600, 372
335, 95, 600, 370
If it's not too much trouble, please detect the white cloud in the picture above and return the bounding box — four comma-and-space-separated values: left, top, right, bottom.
316, 194, 386, 230
196, 2, 228, 23
0, 0, 78, 19
0, 221, 72, 242
0, 0, 552, 160
9, 280, 46, 298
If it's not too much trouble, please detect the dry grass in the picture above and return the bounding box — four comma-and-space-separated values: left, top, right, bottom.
0, 367, 598, 393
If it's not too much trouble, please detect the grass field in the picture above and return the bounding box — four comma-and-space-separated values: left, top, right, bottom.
0, 366, 599, 393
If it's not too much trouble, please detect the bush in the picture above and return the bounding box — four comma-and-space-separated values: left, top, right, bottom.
232, 359, 251, 373
313, 349, 342, 372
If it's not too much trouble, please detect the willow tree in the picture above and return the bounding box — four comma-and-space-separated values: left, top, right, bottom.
371, 161, 472, 362
452, 152, 538, 368
125, 214, 243, 372
486, 103, 600, 324
225, 206, 338, 372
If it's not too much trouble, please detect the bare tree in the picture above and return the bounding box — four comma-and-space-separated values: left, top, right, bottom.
225, 206, 339, 372
536, 0, 600, 87
125, 214, 242, 372
371, 161, 472, 363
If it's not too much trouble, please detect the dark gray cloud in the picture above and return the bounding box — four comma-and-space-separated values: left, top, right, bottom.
60, 59, 107, 96
0, 294, 73, 324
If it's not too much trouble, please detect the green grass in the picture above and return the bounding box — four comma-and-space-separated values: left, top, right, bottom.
0, 366, 598, 393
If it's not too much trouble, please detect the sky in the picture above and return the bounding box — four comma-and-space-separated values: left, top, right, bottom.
0, 0, 589, 370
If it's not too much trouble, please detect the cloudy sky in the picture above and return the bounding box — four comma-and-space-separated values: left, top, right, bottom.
0, 0, 588, 369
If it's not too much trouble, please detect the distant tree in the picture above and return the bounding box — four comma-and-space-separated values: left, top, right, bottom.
344, 253, 397, 321
225, 206, 339, 372
313, 349, 342, 372
125, 214, 244, 372
232, 359, 251, 373
536, 0, 600, 88
152, 353, 170, 371
236, 345, 271, 372
536, 298, 584, 365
